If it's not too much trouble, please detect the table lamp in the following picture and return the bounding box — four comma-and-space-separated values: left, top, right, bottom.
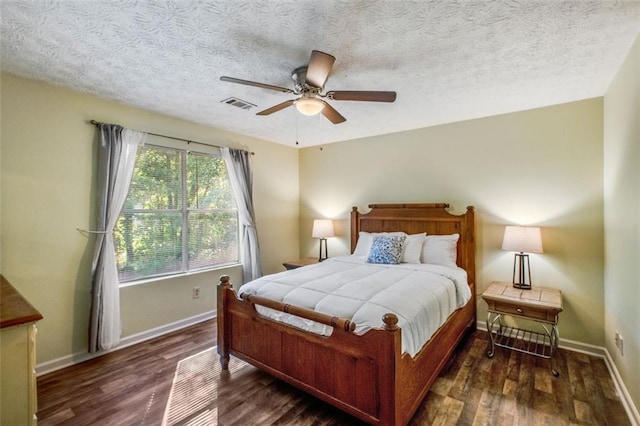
312, 219, 335, 261
501, 225, 543, 290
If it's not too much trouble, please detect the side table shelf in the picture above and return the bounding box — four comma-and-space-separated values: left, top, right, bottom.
482, 282, 562, 377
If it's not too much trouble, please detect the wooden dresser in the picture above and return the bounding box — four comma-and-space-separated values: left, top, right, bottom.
1, 275, 43, 425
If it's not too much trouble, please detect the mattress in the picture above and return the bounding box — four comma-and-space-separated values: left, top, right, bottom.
238, 255, 471, 357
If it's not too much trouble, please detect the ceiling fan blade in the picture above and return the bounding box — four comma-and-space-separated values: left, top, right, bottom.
326, 91, 397, 102
321, 101, 346, 124
256, 100, 295, 116
220, 76, 294, 94
305, 50, 335, 89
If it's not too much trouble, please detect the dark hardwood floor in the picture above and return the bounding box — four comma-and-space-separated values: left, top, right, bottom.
37, 319, 631, 425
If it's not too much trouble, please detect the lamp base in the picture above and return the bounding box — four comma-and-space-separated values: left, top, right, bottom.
512, 252, 532, 290
318, 238, 328, 262
512, 282, 532, 290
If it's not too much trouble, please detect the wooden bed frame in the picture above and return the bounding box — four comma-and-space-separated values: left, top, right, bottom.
217, 203, 476, 425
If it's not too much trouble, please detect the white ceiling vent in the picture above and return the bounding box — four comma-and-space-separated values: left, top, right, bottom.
221, 97, 256, 110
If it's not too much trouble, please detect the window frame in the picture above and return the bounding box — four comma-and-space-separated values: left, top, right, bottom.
115, 135, 240, 285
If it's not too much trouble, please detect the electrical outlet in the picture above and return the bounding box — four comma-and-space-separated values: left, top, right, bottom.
615, 332, 624, 356
193, 287, 200, 299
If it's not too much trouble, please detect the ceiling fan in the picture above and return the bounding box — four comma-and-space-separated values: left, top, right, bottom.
220, 50, 397, 124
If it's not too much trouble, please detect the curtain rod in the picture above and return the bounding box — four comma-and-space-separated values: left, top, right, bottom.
89, 120, 254, 155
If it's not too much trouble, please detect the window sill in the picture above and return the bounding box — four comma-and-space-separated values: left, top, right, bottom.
119, 262, 242, 288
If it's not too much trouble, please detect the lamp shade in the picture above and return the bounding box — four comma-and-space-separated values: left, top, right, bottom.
312, 219, 335, 238
296, 98, 325, 116
502, 226, 543, 254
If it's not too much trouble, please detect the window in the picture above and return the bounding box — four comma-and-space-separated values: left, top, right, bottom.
114, 144, 238, 282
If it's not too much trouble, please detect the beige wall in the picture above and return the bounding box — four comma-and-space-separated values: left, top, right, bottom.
299, 99, 604, 346
604, 35, 640, 413
0, 73, 300, 364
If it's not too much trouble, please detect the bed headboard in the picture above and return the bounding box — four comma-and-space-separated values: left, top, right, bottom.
350, 203, 476, 285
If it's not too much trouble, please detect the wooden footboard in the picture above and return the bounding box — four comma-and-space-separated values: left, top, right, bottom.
217, 276, 403, 424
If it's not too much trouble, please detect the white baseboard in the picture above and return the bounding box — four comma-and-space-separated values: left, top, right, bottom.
603, 348, 640, 426
36, 310, 216, 376
476, 320, 639, 425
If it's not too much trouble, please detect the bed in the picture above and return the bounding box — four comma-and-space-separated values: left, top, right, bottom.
217, 203, 476, 425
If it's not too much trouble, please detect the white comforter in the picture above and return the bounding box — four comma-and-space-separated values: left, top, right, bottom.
238, 255, 471, 357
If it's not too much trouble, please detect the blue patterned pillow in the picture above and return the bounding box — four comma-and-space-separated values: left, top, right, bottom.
367, 235, 407, 264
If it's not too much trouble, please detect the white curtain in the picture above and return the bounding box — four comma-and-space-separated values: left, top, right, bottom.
222, 147, 262, 282
89, 125, 146, 352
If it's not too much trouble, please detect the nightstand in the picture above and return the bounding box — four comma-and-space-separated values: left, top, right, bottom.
482, 281, 563, 376
283, 257, 319, 270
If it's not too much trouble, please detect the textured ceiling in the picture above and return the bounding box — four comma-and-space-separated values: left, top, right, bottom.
2, 1, 639, 147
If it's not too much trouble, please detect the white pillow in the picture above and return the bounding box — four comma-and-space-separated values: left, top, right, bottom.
353, 231, 406, 257
401, 233, 427, 263
420, 234, 460, 266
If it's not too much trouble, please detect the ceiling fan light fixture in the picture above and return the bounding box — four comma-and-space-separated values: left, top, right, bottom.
296, 98, 325, 116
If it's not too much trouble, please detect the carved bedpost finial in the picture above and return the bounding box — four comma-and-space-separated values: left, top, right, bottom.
219, 275, 231, 288
382, 313, 399, 331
